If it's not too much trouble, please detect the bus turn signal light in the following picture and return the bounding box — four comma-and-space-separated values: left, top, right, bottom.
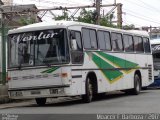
7, 77, 11, 81
61, 73, 68, 78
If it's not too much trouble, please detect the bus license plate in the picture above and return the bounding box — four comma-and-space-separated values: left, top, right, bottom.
50, 89, 58, 94
31, 90, 41, 95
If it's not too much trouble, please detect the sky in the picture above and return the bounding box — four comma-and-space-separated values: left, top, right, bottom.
11, 0, 160, 28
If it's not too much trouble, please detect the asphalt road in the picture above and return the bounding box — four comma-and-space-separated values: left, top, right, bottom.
1, 89, 160, 120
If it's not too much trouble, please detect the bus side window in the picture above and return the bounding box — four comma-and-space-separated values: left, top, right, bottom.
90, 29, 97, 49
104, 31, 112, 50
82, 28, 98, 49
134, 36, 144, 53
143, 37, 151, 53
123, 34, 134, 52
111, 32, 123, 51
97, 31, 105, 49
70, 31, 83, 64
97, 30, 111, 51
70, 31, 82, 51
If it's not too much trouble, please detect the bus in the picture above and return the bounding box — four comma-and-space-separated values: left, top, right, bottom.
0, 36, 1, 83
7, 21, 153, 105
149, 39, 160, 87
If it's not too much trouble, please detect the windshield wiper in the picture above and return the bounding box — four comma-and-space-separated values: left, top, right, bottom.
45, 62, 52, 67
36, 58, 51, 67
18, 64, 22, 70
17, 52, 24, 70
37, 50, 52, 67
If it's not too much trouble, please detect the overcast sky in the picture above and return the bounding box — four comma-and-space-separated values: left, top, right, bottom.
12, 0, 160, 27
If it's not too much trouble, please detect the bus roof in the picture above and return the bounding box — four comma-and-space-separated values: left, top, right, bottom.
8, 20, 149, 37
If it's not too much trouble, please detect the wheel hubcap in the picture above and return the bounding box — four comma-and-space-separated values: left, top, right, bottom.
89, 81, 93, 100
136, 76, 140, 92
136, 81, 140, 92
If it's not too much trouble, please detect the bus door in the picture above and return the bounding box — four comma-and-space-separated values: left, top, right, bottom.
123, 34, 135, 89
70, 30, 84, 95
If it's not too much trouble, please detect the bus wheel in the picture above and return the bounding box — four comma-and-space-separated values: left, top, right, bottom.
132, 74, 141, 95
35, 98, 46, 106
82, 77, 93, 103
141, 87, 147, 90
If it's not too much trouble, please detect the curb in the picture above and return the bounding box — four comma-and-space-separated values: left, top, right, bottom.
0, 84, 9, 104
0, 100, 35, 109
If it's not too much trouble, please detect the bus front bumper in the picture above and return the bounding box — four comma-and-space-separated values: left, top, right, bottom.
8, 85, 70, 99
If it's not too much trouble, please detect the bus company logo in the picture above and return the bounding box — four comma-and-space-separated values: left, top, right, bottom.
2, 114, 18, 120
11, 31, 59, 43
152, 45, 160, 51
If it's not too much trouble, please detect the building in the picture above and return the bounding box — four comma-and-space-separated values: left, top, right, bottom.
1, 0, 12, 5
150, 28, 160, 40
1, 4, 41, 28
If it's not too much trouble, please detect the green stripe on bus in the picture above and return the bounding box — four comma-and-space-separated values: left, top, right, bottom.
97, 52, 138, 68
92, 54, 123, 82
41, 66, 59, 73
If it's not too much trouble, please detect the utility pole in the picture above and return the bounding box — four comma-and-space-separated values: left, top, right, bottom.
117, 3, 122, 28
0, 10, 6, 85
95, 0, 101, 25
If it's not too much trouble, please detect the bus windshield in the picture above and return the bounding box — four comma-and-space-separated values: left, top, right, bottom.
8, 28, 69, 68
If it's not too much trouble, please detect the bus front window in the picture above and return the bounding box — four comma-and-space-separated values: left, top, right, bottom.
8, 29, 69, 68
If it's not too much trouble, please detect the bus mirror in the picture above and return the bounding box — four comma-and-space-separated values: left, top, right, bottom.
71, 39, 77, 50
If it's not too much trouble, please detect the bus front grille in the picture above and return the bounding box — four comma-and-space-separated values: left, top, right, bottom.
148, 65, 152, 81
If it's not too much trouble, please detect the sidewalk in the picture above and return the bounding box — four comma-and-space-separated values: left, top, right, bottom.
0, 84, 9, 104
0, 97, 81, 109
0, 100, 34, 109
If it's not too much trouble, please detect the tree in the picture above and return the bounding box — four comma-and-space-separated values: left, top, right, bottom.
123, 24, 135, 30
54, 9, 136, 29
77, 9, 95, 24
54, 11, 70, 21
99, 13, 117, 28
77, 9, 117, 27
19, 17, 35, 25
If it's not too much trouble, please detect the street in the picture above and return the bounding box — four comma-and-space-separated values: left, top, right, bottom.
0, 89, 160, 114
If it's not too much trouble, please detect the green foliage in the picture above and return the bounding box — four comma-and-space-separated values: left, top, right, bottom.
99, 15, 117, 28
54, 8, 117, 27
123, 24, 135, 30
77, 9, 117, 27
19, 17, 35, 25
54, 11, 71, 20
54, 8, 135, 29
77, 9, 95, 24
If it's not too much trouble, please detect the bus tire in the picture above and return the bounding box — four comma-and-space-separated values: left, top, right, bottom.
35, 98, 46, 106
142, 87, 147, 90
82, 77, 93, 103
132, 74, 141, 95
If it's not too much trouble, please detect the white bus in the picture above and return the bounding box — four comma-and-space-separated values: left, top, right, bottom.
7, 21, 153, 105
149, 39, 160, 87
0, 36, 1, 83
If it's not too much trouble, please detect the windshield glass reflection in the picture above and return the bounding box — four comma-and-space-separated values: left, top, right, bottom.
8, 29, 69, 68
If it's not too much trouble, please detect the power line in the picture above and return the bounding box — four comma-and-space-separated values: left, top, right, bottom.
123, 8, 160, 25
30, 0, 89, 6
34, 0, 82, 6
126, 12, 160, 25
136, 0, 160, 13
123, 0, 160, 15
